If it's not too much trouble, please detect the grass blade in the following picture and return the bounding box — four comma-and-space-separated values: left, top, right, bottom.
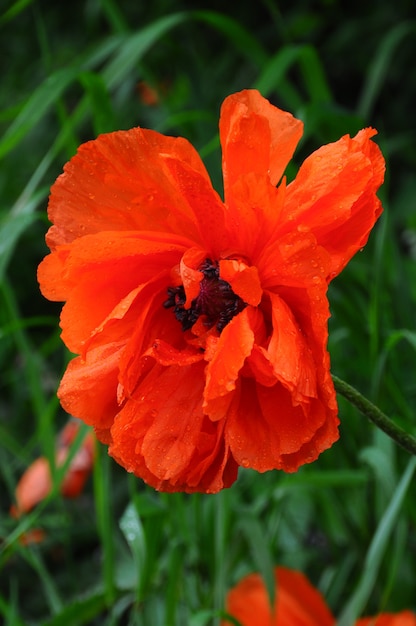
337, 457, 416, 625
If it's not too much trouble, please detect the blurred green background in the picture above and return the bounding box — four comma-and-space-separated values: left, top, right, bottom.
1, 1, 416, 625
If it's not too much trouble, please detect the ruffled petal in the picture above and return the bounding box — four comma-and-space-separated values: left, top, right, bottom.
220, 89, 303, 201
109, 363, 238, 493
284, 128, 385, 277
40, 231, 188, 353
266, 292, 317, 402
46, 128, 213, 249
58, 341, 125, 440
162, 156, 228, 256
226, 378, 338, 472
222, 173, 287, 261
203, 308, 257, 417
219, 259, 262, 306
257, 227, 331, 292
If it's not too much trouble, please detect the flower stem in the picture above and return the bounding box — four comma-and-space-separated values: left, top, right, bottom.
332, 375, 416, 456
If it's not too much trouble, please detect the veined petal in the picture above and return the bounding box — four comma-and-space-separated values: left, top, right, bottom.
219, 259, 262, 306
285, 128, 385, 277
46, 128, 213, 249
257, 226, 331, 292
109, 363, 238, 493
40, 232, 188, 353
220, 89, 303, 201
58, 341, 125, 439
179, 248, 205, 306
226, 378, 337, 472
203, 307, 257, 415
163, 156, 228, 256
267, 292, 317, 402
223, 173, 287, 260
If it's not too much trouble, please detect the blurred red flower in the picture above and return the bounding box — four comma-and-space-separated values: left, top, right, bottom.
222, 566, 334, 626
222, 567, 416, 626
356, 614, 416, 626
38, 89, 384, 493
10, 419, 95, 518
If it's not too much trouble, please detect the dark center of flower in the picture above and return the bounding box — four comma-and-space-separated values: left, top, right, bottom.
163, 259, 247, 332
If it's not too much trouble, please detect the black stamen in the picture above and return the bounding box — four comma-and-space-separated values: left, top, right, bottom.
164, 259, 246, 332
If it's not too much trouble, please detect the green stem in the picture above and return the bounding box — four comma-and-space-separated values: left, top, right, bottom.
332, 375, 416, 456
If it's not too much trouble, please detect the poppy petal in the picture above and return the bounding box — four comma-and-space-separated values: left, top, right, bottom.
58, 342, 125, 438
40, 231, 188, 354
45, 128, 213, 249
266, 292, 318, 402
356, 613, 416, 626
223, 566, 334, 626
110, 362, 238, 493
220, 89, 303, 200
275, 567, 335, 625
226, 378, 337, 471
222, 173, 287, 260
219, 260, 262, 306
203, 308, 257, 416
285, 128, 385, 277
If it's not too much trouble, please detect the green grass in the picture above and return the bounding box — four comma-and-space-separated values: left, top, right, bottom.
1, 1, 416, 624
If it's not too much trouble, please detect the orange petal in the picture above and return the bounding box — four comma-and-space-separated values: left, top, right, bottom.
162, 155, 228, 256
275, 567, 335, 625
12, 457, 52, 517
222, 173, 287, 261
266, 292, 317, 402
257, 228, 331, 292
11, 419, 95, 518
144, 339, 204, 367
220, 89, 303, 201
285, 128, 385, 277
45, 128, 213, 249
58, 342, 125, 436
17, 528, 46, 546
219, 259, 262, 306
40, 231, 188, 354
110, 362, 238, 493
57, 422, 95, 498
203, 308, 257, 415
356, 613, 416, 626
226, 378, 337, 472
179, 248, 205, 306
222, 566, 334, 626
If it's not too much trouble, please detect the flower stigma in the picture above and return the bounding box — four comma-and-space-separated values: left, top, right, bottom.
163, 259, 247, 332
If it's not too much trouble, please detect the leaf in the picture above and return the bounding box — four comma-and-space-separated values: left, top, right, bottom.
119, 502, 146, 579
102, 13, 188, 90
0, 212, 39, 279
337, 457, 416, 626
0, 68, 80, 158
193, 10, 267, 68
238, 513, 275, 608
358, 22, 416, 120
43, 592, 107, 626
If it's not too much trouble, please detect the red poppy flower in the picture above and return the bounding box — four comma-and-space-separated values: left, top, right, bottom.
356, 614, 416, 626
10, 419, 95, 518
222, 566, 335, 626
38, 89, 384, 493
222, 567, 416, 626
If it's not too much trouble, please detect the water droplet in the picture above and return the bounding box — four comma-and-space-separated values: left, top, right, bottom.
241, 458, 250, 468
